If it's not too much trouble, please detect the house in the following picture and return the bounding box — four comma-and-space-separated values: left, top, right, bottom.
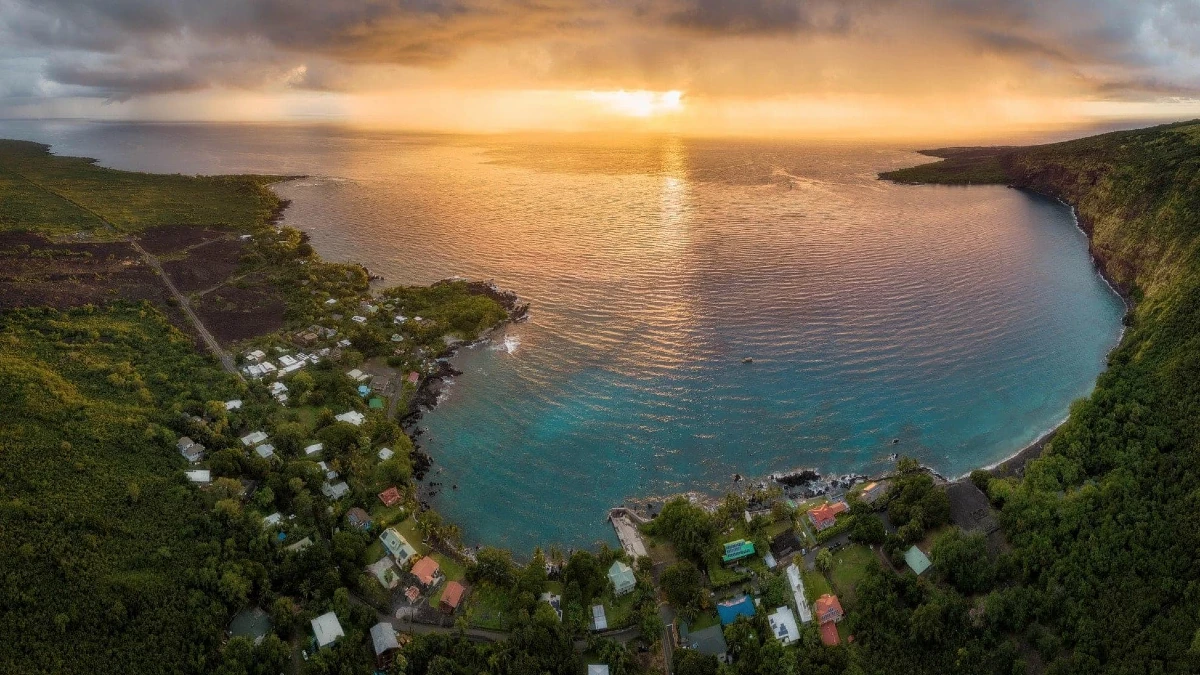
335, 411, 365, 426
820, 621, 840, 646
311, 612, 344, 649
325, 298, 338, 306
815, 594, 844, 624
591, 604, 608, 631
380, 528, 417, 563
304, 442, 323, 456
240, 431, 268, 447
770, 530, 803, 560
369, 397, 384, 410
224, 399, 243, 411
808, 501, 849, 531
410, 556, 442, 587
717, 595, 756, 625
370, 622, 400, 668
185, 469, 211, 484
406, 371, 420, 385
588, 666, 610, 675
322, 481, 350, 500
378, 447, 394, 461
608, 561, 636, 596
786, 563, 812, 623
269, 381, 288, 402
859, 481, 889, 504
768, 606, 800, 645
178, 437, 205, 463
358, 384, 371, 397
683, 624, 728, 657
905, 546, 932, 575
286, 536, 313, 553
440, 581, 465, 613
346, 507, 372, 530
254, 444, 275, 460
378, 486, 402, 507
352, 315, 367, 324
368, 557, 400, 589
245, 349, 266, 363
262, 512, 283, 528
764, 553, 777, 569
404, 586, 421, 604
721, 539, 755, 564
229, 607, 271, 646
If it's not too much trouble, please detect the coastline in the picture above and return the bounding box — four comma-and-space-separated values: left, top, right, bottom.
279, 161, 1131, 547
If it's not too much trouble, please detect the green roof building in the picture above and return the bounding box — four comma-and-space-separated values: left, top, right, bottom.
721, 539, 756, 564
905, 546, 932, 575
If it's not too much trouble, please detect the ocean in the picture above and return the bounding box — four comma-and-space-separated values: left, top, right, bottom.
0, 121, 1126, 553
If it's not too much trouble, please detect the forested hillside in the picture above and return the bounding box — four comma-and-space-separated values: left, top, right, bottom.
882, 120, 1200, 674
0, 305, 241, 673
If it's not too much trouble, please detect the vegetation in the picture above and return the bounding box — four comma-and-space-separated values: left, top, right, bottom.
0, 139, 283, 236
877, 120, 1200, 673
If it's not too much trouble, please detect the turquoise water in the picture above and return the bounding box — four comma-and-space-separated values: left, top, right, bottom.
0, 122, 1126, 553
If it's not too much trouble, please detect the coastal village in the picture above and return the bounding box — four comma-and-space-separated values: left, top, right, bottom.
167, 223, 1003, 673
150, 220, 1008, 674
0, 139, 1019, 674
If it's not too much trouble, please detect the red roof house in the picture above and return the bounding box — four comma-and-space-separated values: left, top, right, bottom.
440, 581, 465, 613
378, 486, 402, 507
815, 594, 844, 624
404, 586, 421, 604
407, 371, 420, 385
808, 501, 849, 531
410, 556, 441, 586
820, 621, 841, 646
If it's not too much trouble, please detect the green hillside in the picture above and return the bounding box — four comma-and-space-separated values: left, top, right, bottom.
0, 140, 283, 236
0, 305, 241, 673
880, 120, 1200, 673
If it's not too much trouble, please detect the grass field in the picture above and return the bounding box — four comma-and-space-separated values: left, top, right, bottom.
802, 569, 833, 607
828, 545, 875, 605
0, 139, 284, 236
465, 583, 513, 630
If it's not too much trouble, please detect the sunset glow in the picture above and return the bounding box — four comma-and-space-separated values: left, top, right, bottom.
1, 1, 1198, 138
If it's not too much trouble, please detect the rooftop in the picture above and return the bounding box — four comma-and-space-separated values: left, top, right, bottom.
311, 611, 344, 649
721, 539, 756, 563
370, 622, 399, 656
717, 595, 756, 625
905, 545, 932, 575
411, 556, 441, 586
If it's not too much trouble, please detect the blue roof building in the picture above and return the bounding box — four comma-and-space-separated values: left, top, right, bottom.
717, 595, 756, 625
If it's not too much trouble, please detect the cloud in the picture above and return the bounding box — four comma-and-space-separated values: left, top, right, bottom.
0, 0, 1198, 107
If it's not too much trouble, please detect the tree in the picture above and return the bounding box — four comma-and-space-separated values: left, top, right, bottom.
644, 498, 716, 565
851, 513, 887, 545
469, 547, 517, 588
930, 528, 994, 594
816, 548, 833, 573
660, 561, 707, 621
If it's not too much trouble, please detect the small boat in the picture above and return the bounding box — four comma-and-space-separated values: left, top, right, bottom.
742, 357, 754, 364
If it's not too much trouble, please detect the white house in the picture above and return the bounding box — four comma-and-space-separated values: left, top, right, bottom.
311, 612, 344, 649
304, 442, 324, 456
254, 444, 276, 460
607, 561, 636, 596
177, 436, 205, 463
322, 481, 350, 500
241, 431, 268, 447
591, 604, 608, 631
185, 469, 211, 484
786, 563, 812, 623
262, 512, 282, 528
224, 399, 243, 411
335, 411, 365, 426
378, 447, 394, 461
768, 606, 800, 645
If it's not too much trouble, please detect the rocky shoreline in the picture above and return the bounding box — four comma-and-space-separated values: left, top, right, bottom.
401, 279, 528, 492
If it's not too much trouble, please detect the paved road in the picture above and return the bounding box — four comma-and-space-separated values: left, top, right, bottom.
131, 239, 241, 377
387, 613, 640, 649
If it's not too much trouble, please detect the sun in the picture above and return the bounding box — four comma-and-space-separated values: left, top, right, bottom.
580, 89, 684, 118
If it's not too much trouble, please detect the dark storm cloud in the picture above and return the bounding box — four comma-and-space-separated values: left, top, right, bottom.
0, 0, 1198, 101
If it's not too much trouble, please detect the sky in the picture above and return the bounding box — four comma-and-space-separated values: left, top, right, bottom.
2, 0, 1200, 139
